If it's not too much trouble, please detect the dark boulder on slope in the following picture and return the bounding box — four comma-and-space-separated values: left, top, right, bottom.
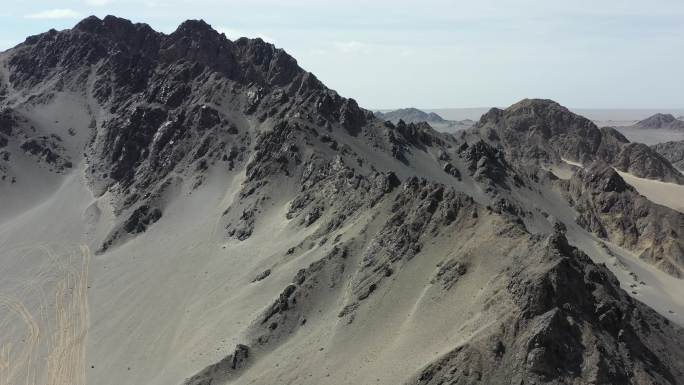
375, 108, 447, 124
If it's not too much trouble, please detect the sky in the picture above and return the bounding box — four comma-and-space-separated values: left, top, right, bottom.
0, 0, 683, 110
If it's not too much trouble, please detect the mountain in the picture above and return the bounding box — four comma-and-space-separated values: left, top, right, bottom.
2, 16, 684, 385
375, 107, 447, 123
562, 162, 684, 276
633, 113, 684, 130
463, 99, 684, 183
652, 140, 684, 170
375, 107, 474, 133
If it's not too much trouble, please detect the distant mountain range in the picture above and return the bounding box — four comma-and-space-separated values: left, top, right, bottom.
375, 107, 474, 132
375, 107, 446, 123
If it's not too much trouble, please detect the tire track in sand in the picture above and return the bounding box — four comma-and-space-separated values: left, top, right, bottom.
0, 244, 91, 385
0, 294, 40, 385
46, 245, 90, 385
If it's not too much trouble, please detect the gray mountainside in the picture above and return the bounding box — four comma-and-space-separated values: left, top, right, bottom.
561, 162, 684, 277
375, 107, 447, 123
633, 113, 684, 130
652, 140, 684, 170
2, 15, 684, 385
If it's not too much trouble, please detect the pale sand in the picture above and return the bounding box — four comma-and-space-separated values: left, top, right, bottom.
617, 170, 684, 213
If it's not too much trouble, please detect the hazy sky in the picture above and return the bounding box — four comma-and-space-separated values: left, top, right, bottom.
1, 0, 683, 109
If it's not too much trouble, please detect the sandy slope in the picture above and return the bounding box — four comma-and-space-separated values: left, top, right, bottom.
617, 170, 684, 213
4, 131, 684, 385
1, 156, 683, 385
0, 170, 93, 385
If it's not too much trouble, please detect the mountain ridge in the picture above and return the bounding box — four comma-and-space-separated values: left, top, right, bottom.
1, 15, 684, 385
375, 107, 475, 133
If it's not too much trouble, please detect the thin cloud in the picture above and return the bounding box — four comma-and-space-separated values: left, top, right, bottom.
25, 9, 81, 20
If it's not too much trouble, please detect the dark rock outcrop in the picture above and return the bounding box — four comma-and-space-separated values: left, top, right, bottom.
562, 161, 684, 277
614, 142, 684, 183
183, 344, 250, 385
408, 231, 684, 385
652, 140, 684, 170
20, 135, 72, 172
4, 14, 386, 239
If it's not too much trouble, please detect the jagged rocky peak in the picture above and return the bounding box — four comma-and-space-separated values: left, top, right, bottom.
2, 15, 384, 251
10, 17, 155, 92
173, 19, 217, 36
73, 14, 158, 40
9, 15, 307, 93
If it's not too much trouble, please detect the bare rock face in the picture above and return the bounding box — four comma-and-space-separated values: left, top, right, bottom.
4, 15, 386, 248
472, 99, 622, 165
652, 140, 684, 170
337, 178, 480, 318
562, 161, 684, 277
458, 140, 512, 190
614, 142, 684, 183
